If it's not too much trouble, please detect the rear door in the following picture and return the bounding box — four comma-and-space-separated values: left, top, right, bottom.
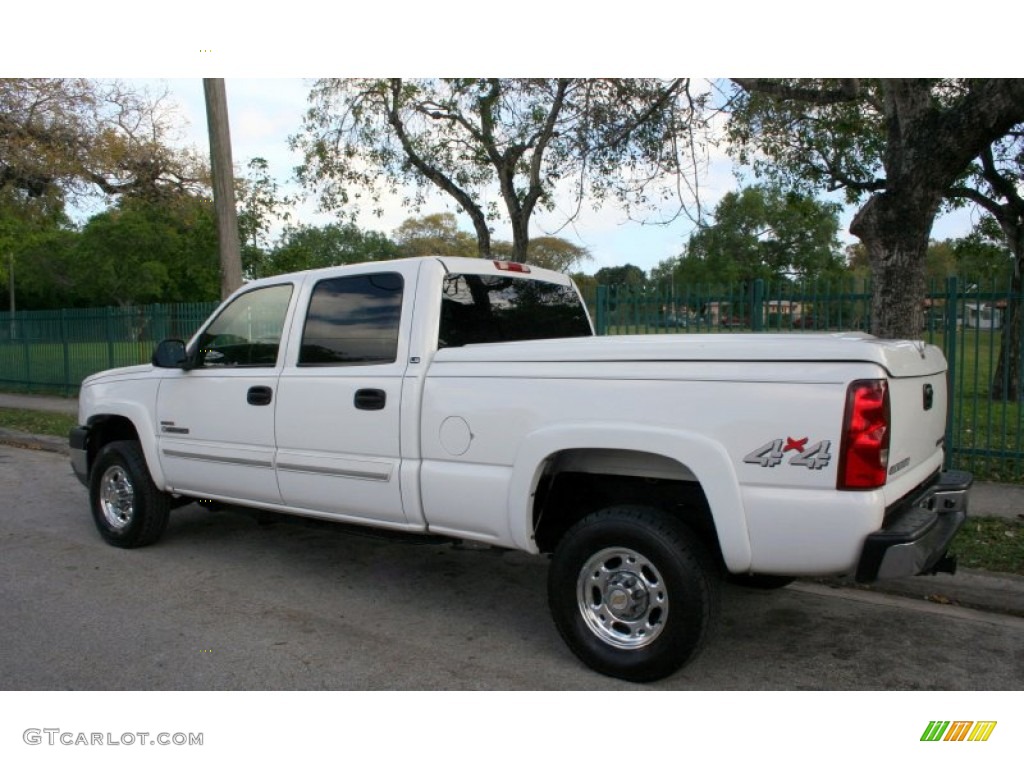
273, 264, 417, 525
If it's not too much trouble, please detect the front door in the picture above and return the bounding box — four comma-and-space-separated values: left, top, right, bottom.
156, 282, 294, 504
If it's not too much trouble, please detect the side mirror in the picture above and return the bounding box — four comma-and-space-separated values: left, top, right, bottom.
152, 339, 189, 369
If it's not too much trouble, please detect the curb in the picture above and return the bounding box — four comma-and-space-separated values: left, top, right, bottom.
813, 569, 1024, 619
0, 428, 70, 456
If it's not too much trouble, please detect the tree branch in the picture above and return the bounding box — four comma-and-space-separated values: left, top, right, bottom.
385, 79, 492, 255
979, 144, 1024, 210
946, 185, 1005, 219
731, 78, 862, 105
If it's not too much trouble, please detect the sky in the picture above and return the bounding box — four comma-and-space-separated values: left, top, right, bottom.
9, 3, 1016, 276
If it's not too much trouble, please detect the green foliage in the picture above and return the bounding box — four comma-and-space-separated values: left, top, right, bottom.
656, 185, 844, 287
727, 80, 887, 206
253, 223, 401, 278
9, 193, 220, 310
595, 264, 647, 287
953, 218, 1014, 285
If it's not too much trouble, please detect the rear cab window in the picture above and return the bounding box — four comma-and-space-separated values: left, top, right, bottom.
439, 273, 592, 348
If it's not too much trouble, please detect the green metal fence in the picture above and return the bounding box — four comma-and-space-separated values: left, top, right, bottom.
3, 276, 1024, 481
0, 303, 218, 397
591, 275, 1024, 481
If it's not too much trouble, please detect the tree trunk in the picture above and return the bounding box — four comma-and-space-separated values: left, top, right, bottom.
467, 210, 492, 258
850, 191, 936, 339
510, 214, 530, 264
990, 228, 1024, 400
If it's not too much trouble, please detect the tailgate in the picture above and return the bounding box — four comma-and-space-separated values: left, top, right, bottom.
885, 369, 947, 484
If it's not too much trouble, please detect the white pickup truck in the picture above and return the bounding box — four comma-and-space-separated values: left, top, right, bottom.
70, 256, 971, 681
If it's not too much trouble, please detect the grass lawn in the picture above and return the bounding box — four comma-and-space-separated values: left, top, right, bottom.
952, 516, 1024, 576
0, 407, 78, 438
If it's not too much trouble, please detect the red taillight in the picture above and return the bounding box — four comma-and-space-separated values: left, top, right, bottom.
838, 379, 890, 490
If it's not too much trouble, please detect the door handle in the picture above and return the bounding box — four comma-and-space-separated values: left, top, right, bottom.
247, 385, 273, 406
354, 388, 386, 411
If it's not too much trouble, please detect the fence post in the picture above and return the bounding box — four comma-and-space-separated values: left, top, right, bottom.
752, 279, 765, 332
105, 307, 115, 369
21, 312, 30, 392
944, 276, 959, 467
595, 285, 607, 335
60, 308, 70, 397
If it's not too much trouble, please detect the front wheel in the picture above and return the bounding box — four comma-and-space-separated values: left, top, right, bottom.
548, 505, 719, 682
89, 440, 170, 548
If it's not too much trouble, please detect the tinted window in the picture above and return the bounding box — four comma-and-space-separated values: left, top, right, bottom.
299, 273, 404, 366
438, 274, 591, 348
195, 284, 293, 367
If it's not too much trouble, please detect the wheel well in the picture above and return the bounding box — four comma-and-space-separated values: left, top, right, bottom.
532, 450, 720, 563
86, 415, 140, 472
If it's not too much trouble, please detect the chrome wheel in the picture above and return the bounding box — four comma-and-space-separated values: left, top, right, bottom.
577, 546, 668, 649
99, 465, 135, 530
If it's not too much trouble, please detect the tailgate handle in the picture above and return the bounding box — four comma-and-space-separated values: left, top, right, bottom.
923, 383, 934, 411
247, 386, 273, 406
354, 388, 386, 411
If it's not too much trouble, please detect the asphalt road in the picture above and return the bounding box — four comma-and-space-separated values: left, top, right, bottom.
2, 444, 1022, 690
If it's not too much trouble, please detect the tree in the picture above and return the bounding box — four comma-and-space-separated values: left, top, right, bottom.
595, 264, 647, 287
520, 236, 591, 273
237, 157, 294, 279
69, 193, 220, 307
727, 78, 1024, 338
256, 223, 400, 278
947, 135, 1024, 399
0, 78, 205, 205
0, 186, 70, 312
951, 218, 1012, 284
393, 213, 477, 258
1, 78, 213, 311
294, 79, 707, 262
675, 185, 844, 286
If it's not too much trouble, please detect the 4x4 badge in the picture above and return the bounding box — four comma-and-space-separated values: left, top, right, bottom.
744, 438, 832, 470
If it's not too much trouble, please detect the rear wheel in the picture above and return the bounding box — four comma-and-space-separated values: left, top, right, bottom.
89, 440, 170, 548
548, 505, 719, 682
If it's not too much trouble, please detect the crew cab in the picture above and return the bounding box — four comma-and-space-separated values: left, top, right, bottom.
69, 257, 971, 681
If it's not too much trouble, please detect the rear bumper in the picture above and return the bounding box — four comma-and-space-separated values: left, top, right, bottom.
855, 470, 972, 583
69, 426, 90, 487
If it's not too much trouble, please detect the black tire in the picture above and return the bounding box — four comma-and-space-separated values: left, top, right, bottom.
727, 574, 795, 590
89, 440, 170, 548
548, 505, 719, 682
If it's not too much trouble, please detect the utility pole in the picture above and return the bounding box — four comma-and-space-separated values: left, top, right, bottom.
203, 78, 244, 299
